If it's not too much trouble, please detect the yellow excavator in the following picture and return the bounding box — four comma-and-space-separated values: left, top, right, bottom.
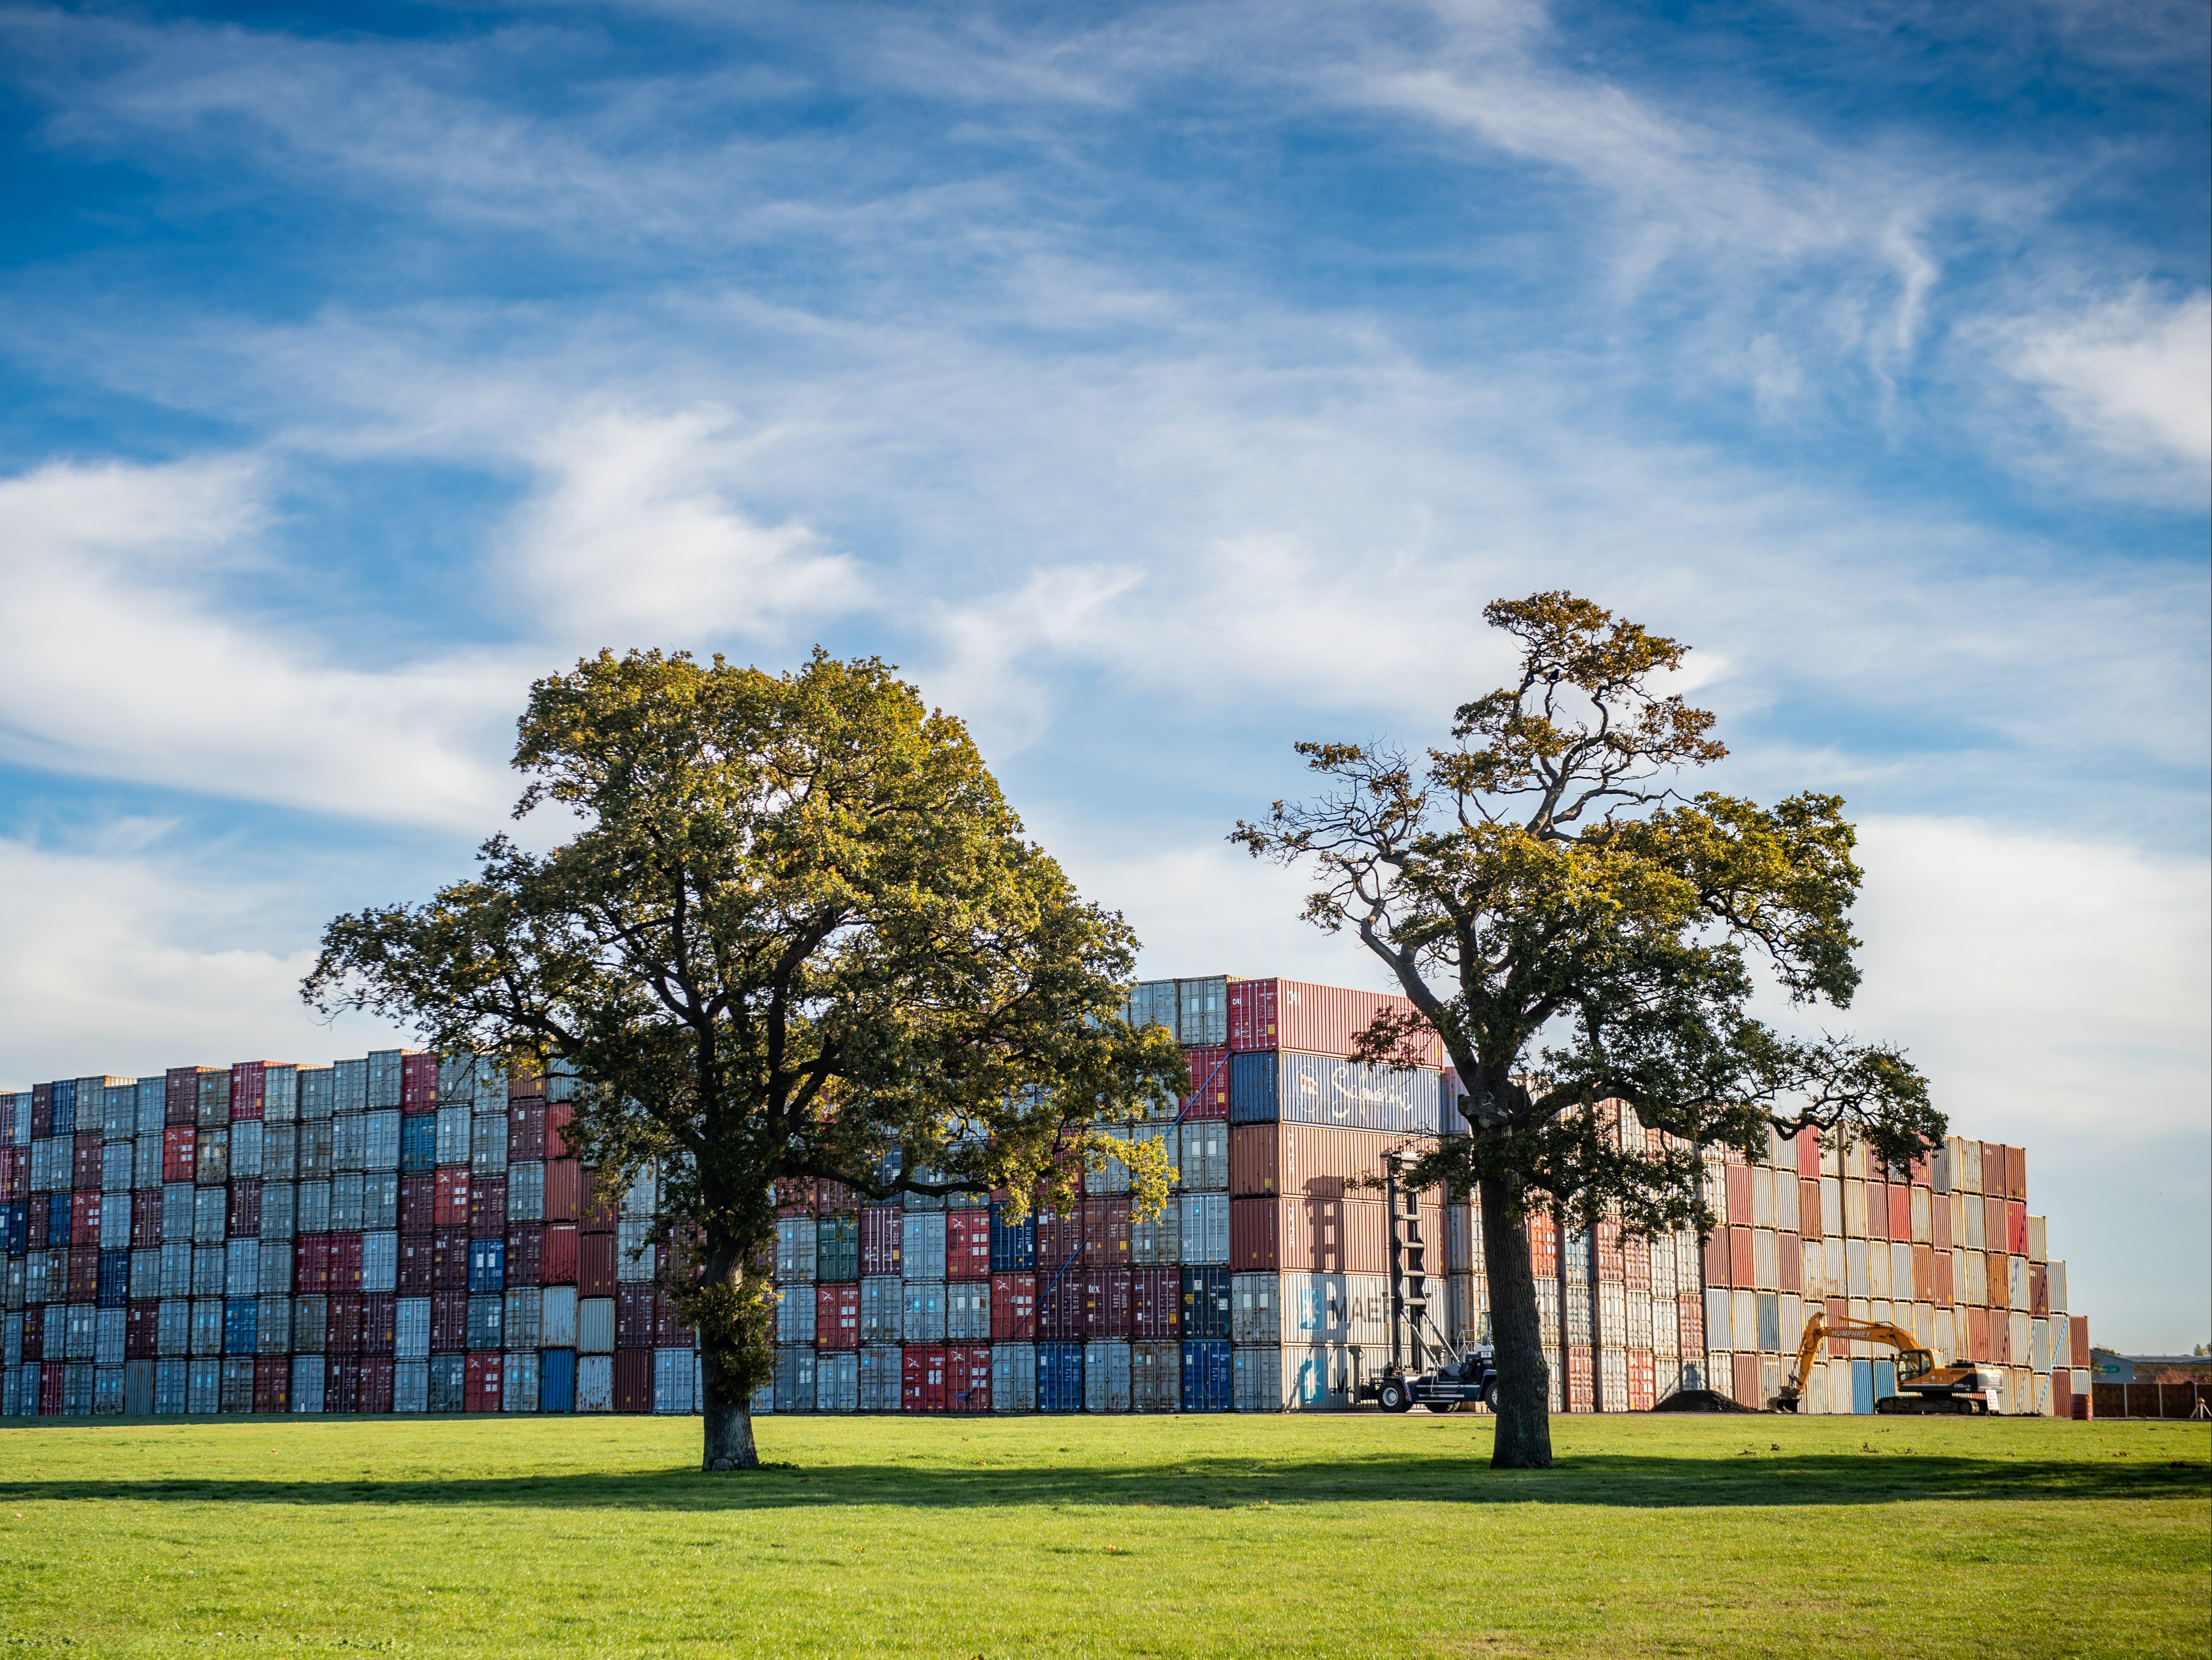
1769, 1311, 2002, 1415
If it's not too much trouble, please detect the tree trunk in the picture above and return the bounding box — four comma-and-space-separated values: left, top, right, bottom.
1480, 1173, 1554, 1470
700, 1345, 761, 1471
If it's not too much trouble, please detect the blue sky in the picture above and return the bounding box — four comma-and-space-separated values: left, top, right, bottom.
0, 0, 2205, 1346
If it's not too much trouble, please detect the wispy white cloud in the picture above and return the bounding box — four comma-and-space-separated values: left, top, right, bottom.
2004, 287, 2212, 481
0, 457, 519, 828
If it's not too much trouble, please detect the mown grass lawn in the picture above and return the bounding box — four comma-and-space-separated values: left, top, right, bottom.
0, 1410, 2204, 1658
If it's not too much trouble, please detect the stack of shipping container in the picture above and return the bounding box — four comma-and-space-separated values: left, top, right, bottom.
0, 1055, 702, 1419
0, 975, 2087, 1419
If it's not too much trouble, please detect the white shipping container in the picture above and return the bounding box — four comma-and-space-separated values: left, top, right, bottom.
541, 1286, 578, 1348
654, 1350, 697, 1414
776, 1218, 817, 1282
504, 1351, 540, 1412
578, 1297, 616, 1354
470, 1114, 507, 1173
902, 1280, 947, 1343
224, 1239, 259, 1299
859, 1277, 903, 1343
946, 1280, 990, 1341
1177, 1194, 1228, 1264
616, 1218, 655, 1282
1130, 1203, 1180, 1266
1230, 1273, 1279, 1344
901, 1212, 947, 1281
858, 1345, 901, 1412
621, 1167, 658, 1217
775, 1344, 816, 1413
1281, 1271, 1391, 1347
504, 1289, 543, 1350
96, 1307, 126, 1367
776, 1285, 817, 1344
291, 1356, 325, 1413
258, 1296, 291, 1354
1283, 1344, 1356, 1411
1084, 1341, 1131, 1413
1176, 1120, 1227, 1192
815, 1350, 858, 1413
2048, 1260, 2067, 1315
1084, 1123, 1131, 1196
360, 1231, 398, 1294
364, 1110, 401, 1172
575, 1353, 613, 1413
990, 1344, 1035, 1414
395, 1298, 432, 1360
435, 1107, 470, 1166
1130, 1340, 1178, 1412
508, 1161, 543, 1222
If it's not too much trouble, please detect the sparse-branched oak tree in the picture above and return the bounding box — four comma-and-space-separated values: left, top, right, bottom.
306, 649, 1184, 1470
1233, 593, 1942, 1470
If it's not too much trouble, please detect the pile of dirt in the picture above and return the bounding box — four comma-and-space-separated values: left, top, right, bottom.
1649, 1388, 1759, 1414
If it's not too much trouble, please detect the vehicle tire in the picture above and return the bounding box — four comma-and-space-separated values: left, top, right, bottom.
1480, 1379, 1498, 1409
1379, 1381, 1411, 1412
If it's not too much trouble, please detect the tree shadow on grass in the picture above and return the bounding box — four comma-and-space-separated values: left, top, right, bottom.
2, 1446, 2202, 1513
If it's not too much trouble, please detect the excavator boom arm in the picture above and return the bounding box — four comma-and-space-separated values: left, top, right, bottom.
1780, 1313, 1937, 1403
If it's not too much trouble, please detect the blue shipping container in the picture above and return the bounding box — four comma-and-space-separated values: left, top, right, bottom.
468, 1236, 506, 1294
1037, 1342, 1084, 1413
97, 1249, 130, 1308
428, 1352, 465, 1413
1182, 1339, 1231, 1412
1, 1201, 24, 1254
540, 1347, 578, 1412
1851, 1358, 1874, 1415
51, 1080, 75, 1135
1180, 1267, 1230, 1339
48, 1192, 72, 1245
224, 1298, 258, 1355
988, 1203, 1035, 1272
399, 1115, 436, 1174
1228, 1051, 1442, 1135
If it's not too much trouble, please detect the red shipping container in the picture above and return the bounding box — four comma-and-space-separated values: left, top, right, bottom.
1081, 1267, 1133, 1340
1794, 1126, 1823, 1180
327, 1294, 364, 1356
817, 1282, 860, 1349
469, 1176, 507, 1239
432, 1228, 470, 1291
1913, 1244, 1936, 1303
1777, 1231, 1801, 1295
1886, 1184, 1911, 1242
136, 1189, 169, 1250
617, 1285, 656, 1348
434, 1168, 470, 1228
465, 1351, 504, 1413
579, 1169, 616, 1234
2028, 1261, 2049, 1316
578, 1230, 616, 1297
164, 1069, 200, 1126
506, 1224, 544, 1288
945, 1209, 992, 1280
38, 1363, 65, 1416
362, 1293, 397, 1355
324, 1355, 360, 1413
542, 1222, 579, 1285
1966, 1305, 1990, 1362
1527, 1211, 1557, 1276
546, 1100, 578, 1160
1678, 1291, 1704, 1354
507, 1063, 545, 1102
1982, 1196, 2005, 1252
2006, 1200, 2028, 1256
71, 1190, 101, 1243
0, 1146, 21, 1203
1081, 1197, 1130, 1268
295, 1233, 333, 1295
1131, 1266, 1179, 1340
1627, 1350, 1656, 1412
2003, 1145, 2026, 1201
1036, 1208, 1080, 1272
398, 1233, 436, 1295
401, 1051, 438, 1111
656, 1292, 693, 1349
989, 1273, 1036, 1343
1934, 1249, 1955, 1307
161, 1124, 196, 1183
329, 1232, 364, 1295
819, 1180, 862, 1217
1932, 1193, 1952, 1251
1979, 1142, 2005, 1197
1728, 1226, 1755, 1289
1989, 1311, 2011, 1365
1182, 1047, 1232, 1119
947, 1343, 991, 1413
431, 1290, 469, 1351
68, 1246, 99, 1300
902, 1343, 948, 1413
228, 1179, 262, 1238
26, 1200, 47, 1252
1037, 1269, 1086, 1340
1798, 1179, 1823, 1240
126, 1300, 159, 1360
1228, 1123, 1439, 1201
1226, 979, 1444, 1067
229, 1062, 267, 1122
1228, 1196, 1389, 1274
613, 1348, 653, 1413
20, 1307, 43, 1364
541, 1159, 582, 1224
1726, 1351, 1756, 1412
507, 1103, 546, 1164
774, 1177, 817, 1217
358, 1356, 396, 1415
253, 1354, 290, 1414
1724, 1164, 1753, 1227
1624, 1234, 1651, 1290
860, 1207, 904, 1277
71, 1131, 98, 1191
399, 1173, 436, 1235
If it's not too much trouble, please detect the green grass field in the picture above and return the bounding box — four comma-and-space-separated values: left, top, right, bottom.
1, 1411, 2204, 1658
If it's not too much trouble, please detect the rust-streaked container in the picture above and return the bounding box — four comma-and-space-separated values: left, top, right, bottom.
542, 1159, 581, 1222
2005, 1200, 2028, 1256
1080, 1197, 1130, 1267
1227, 979, 1446, 1069
2003, 1145, 2026, 1201
990, 1273, 1036, 1342
1227, 1196, 1387, 1274
541, 1222, 578, 1285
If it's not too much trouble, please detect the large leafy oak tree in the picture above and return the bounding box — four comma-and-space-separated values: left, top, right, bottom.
1233, 593, 1942, 1469
307, 649, 1182, 1470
